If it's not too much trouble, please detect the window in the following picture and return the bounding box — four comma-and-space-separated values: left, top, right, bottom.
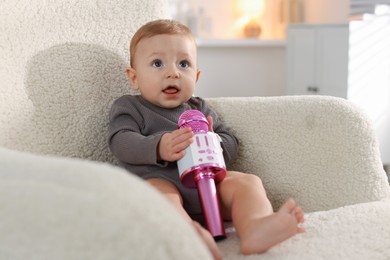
350, 0, 390, 15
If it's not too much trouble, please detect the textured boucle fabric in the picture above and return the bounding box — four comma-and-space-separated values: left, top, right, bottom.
0, 0, 170, 162
207, 96, 390, 212
218, 200, 390, 260
2, 1, 390, 259
0, 147, 212, 260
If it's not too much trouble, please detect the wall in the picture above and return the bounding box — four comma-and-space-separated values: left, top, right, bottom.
195, 42, 286, 98
303, 0, 350, 24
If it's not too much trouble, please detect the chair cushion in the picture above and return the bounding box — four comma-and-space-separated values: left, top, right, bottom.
218, 200, 390, 259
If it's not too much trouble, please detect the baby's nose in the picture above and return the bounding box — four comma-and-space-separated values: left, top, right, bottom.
166, 65, 180, 78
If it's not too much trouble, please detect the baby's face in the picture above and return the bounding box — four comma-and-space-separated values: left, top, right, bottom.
128, 34, 199, 109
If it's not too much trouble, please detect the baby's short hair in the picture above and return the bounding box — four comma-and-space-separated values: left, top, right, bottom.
130, 19, 194, 68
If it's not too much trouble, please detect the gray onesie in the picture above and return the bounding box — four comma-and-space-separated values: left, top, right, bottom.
108, 95, 239, 216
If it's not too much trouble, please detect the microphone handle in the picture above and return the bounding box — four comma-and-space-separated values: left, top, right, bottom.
196, 171, 226, 240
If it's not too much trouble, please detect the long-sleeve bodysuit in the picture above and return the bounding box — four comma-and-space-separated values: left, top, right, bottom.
108, 95, 239, 216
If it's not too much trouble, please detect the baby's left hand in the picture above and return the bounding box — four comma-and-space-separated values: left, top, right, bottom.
207, 116, 214, 132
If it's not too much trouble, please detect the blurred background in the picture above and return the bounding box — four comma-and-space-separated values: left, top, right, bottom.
168, 0, 390, 172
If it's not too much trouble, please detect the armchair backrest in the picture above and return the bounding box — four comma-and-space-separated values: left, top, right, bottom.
0, 0, 169, 162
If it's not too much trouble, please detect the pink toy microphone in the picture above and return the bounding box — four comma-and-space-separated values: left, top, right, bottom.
177, 110, 226, 240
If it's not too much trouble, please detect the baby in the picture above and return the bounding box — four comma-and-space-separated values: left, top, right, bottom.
108, 19, 304, 259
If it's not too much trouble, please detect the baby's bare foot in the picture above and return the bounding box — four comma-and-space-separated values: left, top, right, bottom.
192, 221, 222, 260
240, 198, 305, 255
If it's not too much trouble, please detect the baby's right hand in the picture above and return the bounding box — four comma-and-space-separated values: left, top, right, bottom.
158, 128, 193, 162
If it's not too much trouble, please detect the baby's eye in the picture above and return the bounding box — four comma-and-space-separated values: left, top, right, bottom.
179, 60, 190, 68
152, 59, 163, 68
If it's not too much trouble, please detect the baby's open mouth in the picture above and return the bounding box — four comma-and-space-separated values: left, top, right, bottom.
163, 86, 179, 94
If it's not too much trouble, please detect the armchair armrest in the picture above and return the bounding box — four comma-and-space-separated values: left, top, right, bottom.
207, 96, 390, 212
0, 147, 212, 260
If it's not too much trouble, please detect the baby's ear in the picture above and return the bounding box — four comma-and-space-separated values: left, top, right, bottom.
126, 67, 139, 90
196, 69, 201, 82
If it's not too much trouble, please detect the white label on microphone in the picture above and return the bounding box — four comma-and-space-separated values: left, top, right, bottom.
178, 132, 225, 178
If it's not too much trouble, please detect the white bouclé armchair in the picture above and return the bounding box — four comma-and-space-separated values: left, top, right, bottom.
1, 1, 390, 259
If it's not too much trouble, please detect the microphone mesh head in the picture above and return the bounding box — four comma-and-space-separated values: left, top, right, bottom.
178, 110, 208, 133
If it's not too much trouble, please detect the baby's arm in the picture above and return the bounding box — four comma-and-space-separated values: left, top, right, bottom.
108, 97, 165, 166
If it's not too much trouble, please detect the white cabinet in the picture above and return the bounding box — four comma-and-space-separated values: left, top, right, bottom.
286, 24, 349, 98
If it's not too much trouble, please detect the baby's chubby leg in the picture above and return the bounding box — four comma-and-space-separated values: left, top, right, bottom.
147, 178, 222, 260
217, 171, 304, 254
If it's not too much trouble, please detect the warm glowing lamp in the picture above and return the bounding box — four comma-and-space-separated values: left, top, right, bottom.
236, 0, 265, 38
